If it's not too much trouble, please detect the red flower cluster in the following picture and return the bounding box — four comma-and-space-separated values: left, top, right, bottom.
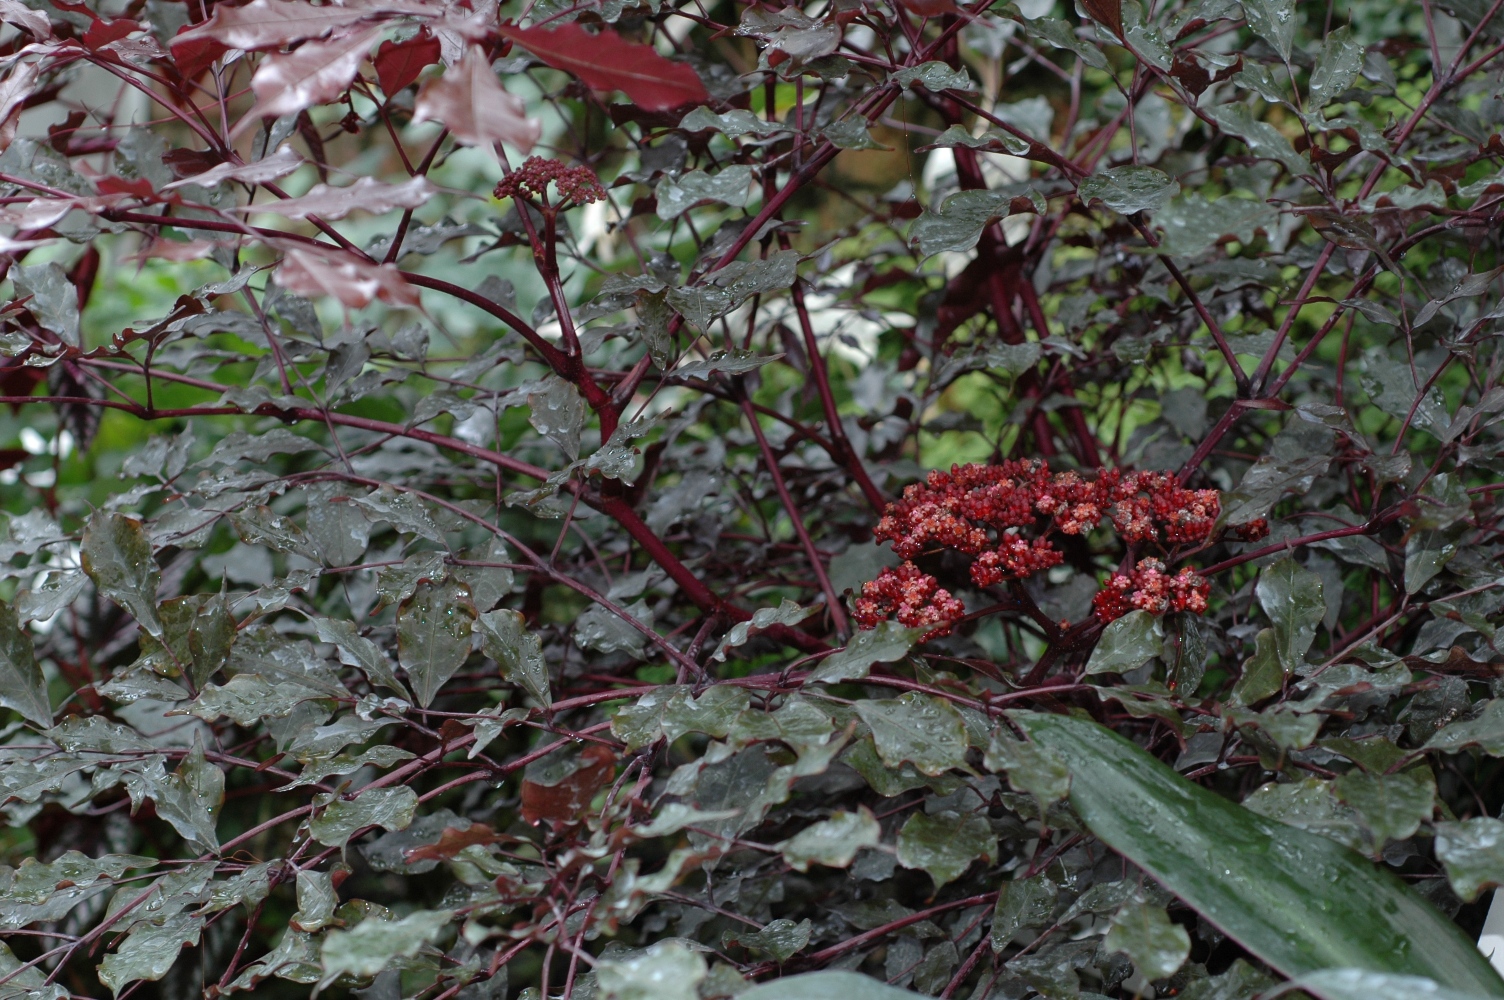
1090, 558, 1210, 622
858, 461, 1223, 637
853, 562, 966, 638
494, 157, 606, 207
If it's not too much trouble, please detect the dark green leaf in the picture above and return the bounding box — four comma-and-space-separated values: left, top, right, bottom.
808, 621, 920, 683
991, 874, 1056, 951
1238, 0, 1296, 60
1257, 558, 1325, 670
81, 511, 163, 638
1085, 610, 1164, 675
397, 579, 477, 708
724, 918, 812, 962
895, 810, 996, 889
477, 609, 550, 707
779, 807, 881, 872
309, 786, 419, 848
1104, 901, 1190, 980
855, 692, 968, 776
984, 727, 1070, 812
318, 909, 453, 985
1435, 818, 1504, 902
0, 602, 49, 726
1079, 165, 1180, 215
1012, 711, 1504, 992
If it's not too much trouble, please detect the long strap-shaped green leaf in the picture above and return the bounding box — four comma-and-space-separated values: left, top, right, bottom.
1013, 711, 1504, 995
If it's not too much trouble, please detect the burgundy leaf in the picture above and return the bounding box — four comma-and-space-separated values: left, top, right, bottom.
236, 25, 381, 129
0, 0, 50, 39
94, 176, 155, 198
0, 59, 40, 151
498, 23, 707, 112
125, 237, 219, 263
1079, 0, 1123, 39
412, 46, 539, 153
168, 32, 227, 81
162, 144, 303, 190
82, 16, 140, 49
896, 0, 959, 16
375, 29, 440, 96
172, 0, 374, 52
519, 745, 616, 828
277, 247, 420, 310
242, 175, 435, 220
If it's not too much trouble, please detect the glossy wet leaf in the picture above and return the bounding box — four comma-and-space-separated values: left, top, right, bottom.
477, 609, 550, 707
318, 909, 453, 985
1105, 901, 1190, 980
1257, 558, 1325, 670
291, 868, 337, 932
984, 727, 1070, 812
655, 165, 753, 220
1085, 610, 1164, 675
1012, 711, 1504, 992
574, 601, 653, 659
97, 910, 205, 995
315, 617, 410, 701
725, 917, 812, 962
1434, 818, 1504, 902
595, 940, 706, 1000
855, 692, 967, 776
1334, 766, 1436, 850
1210, 103, 1311, 175
397, 579, 476, 708
527, 376, 586, 461
81, 511, 163, 638
779, 807, 881, 872
896, 810, 996, 888
1310, 25, 1362, 107
0, 602, 49, 726
1277, 969, 1502, 1000
1231, 628, 1285, 705
807, 621, 920, 682
1424, 700, 1504, 755
1079, 165, 1179, 215
736, 971, 924, 1000
991, 874, 1056, 951
1239, 0, 1296, 60
911, 189, 1014, 256
309, 786, 419, 849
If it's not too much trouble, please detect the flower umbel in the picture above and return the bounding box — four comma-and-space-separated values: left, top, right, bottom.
860, 461, 1222, 635
494, 157, 606, 207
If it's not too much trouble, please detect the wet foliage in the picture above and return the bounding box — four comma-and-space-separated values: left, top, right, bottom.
1, 0, 1504, 997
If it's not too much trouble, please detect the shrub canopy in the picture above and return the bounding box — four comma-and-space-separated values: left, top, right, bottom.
2, 0, 1504, 997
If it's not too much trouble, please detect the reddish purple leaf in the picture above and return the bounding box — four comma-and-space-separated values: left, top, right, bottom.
162, 144, 303, 190
1079, 0, 1123, 39
412, 46, 539, 154
375, 29, 440, 96
0, 0, 51, 40
498, 23, 708, 112
242, 175, 435, 220
82, 16, 140, 49
0, 59, 40, 151
277, 247, 419, 310
168, 31, 227, 81
236, 25, 381, 129
172, 0, 373, 52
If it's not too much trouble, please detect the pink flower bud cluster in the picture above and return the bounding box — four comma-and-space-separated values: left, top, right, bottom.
1089, 558, 1210, 623
856, 461, 1223, 637
494, 157, 606, 206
